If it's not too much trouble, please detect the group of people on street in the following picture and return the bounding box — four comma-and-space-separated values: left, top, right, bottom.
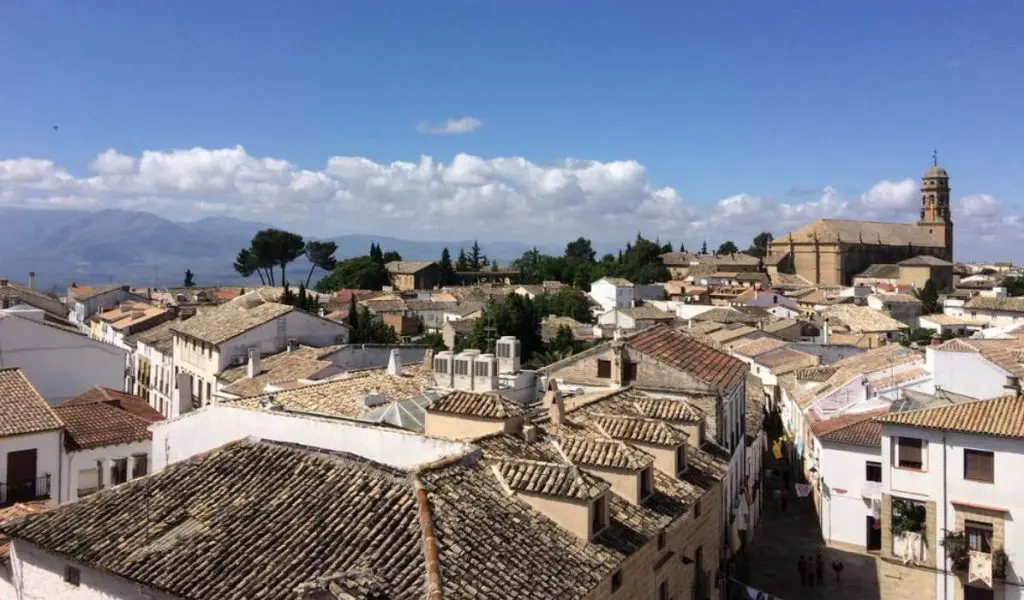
797, 552, 845, 587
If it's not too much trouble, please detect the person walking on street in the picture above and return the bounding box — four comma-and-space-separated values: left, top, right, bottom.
781, 489, 789, 512
815, 552, 825, 586
797, 555, 807, 586
832, 560, 845, 583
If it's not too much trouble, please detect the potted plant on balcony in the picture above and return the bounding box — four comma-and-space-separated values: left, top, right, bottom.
942, 530, 969, 571
993, 547, 1009, 579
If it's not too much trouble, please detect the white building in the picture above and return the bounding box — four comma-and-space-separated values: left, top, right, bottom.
959, 296, 1024, 327
53, 387, 162, 503
745, 290, 800, 316
170, 292, 350, 409
918, 314, 988, 337
588, 277, 635, 311
65, 285, 144, 332
877, 395, 1024, 600
0, 310, 127, 405
927, 338, 1024, 401
0, 369, 62, 507
868, 293, 924, 328
129, 320, 177, 418
596, 305, 675, 332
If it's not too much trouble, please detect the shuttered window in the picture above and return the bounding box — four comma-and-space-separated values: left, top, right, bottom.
597, 359, 611, 378
895, 437, 924, 470
964, 449, 994, 483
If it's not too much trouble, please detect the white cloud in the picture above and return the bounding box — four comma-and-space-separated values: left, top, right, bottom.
0, 145, 1019, 260
416, 117, 483, 135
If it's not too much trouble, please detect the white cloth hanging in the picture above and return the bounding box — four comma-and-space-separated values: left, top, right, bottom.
969, 550, 993, 588
869, 498, 881, 519
902, 531, 923, 566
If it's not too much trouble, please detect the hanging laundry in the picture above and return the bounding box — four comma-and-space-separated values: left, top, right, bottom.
869, 498, 881, 519
969, 550, 993, 588
745, 585, 781, 599
795, 483, 812, 498
772, 441, 782, 460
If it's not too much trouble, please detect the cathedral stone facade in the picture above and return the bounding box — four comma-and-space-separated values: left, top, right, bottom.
768, 163, 954, 286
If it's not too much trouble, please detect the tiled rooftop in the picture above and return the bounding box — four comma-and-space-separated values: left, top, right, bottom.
781, 219, 945, 247
218, 345, 345, 397
731, 337, 789, 358
427, 390, 525, 419
94, 301, 169, 331
825, 304, 907, 333
878, 395, 1024, 439
62, 387, 164, 423
0, 368, 63, 438
128, 319, 177, 354
226, 363, 432, 419
813, 409, 887, 447
595, 415, 688, 447
494, 459, 610, 500
552, 435, 653, 471
616, 305, 675, 321
55, 397, 161, 451
626, 324, 747, 392
965, 296, 1024, 313
385, 260, 436, 274
171, 294, 295, 344
0, 502, 48, 561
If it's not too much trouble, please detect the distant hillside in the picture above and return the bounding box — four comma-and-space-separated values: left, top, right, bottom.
0, 207, 567, 291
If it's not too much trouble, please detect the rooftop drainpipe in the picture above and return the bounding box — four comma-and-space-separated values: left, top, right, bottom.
942, 432, 948, 600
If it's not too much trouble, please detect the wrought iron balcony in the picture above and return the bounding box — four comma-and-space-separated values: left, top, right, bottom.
0, 474, 51, 507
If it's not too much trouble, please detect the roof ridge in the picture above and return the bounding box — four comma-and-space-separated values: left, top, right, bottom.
413, 479, 444, 600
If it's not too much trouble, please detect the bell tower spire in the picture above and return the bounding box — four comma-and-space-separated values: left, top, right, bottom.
918, 155, 953, 261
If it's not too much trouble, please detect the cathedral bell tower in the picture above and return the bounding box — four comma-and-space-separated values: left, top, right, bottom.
918, 151, 954, 261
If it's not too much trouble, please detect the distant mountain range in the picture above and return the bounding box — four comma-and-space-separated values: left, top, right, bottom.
0, 207, 568, 291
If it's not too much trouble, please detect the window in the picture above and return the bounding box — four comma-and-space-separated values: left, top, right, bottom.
895, 437, 925, 470
111, 459, 129, 485
676, 446, 687, 476
77, 468, 99, 497
623, 361, 638, 383
657, 531, 667, 550
865, 461, 882, 483
611, 570, 623, 592
964, 449, 994, 483
132, 454, 148, 479
591, 496, 608, 535
966, 520, 993, 553
640, 468, 654, 500
64, 565, 80, 586
965, 585, 995, 600
693, 499, 701, 518
658, 581, 669, 600
597, 359, 612, 379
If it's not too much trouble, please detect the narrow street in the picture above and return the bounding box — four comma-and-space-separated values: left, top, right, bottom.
735, 448, 882, 599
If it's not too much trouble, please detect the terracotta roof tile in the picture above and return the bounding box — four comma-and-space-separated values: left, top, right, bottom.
171, 295, 295, 344
964, 296, 1024, 313
627, 324, 746, 391
61, 387, 164, 423
0, 368, 63, 437
494, 459, 610, 500
877, 395, 1024, 439
385, 260, 436, 274
427, 390, 525, 419
825, 305, 907, 333
812, 408, 888, 444
595, 415, 687, 447
778, 219, 944, 247
632, 396, 704, 423
218, 345, 345, 397
552, 436, 653, 471
0, 502, 48, 561
731, 337, 789, 358
54, 403, 157, 451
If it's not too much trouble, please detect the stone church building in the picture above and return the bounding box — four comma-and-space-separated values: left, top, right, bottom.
768, 162, 954, 286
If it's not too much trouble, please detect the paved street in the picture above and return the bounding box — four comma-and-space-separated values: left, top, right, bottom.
737, 453, 882, 600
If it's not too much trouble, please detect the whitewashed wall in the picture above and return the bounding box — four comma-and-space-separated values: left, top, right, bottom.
9, 541, 178, 600
150, 404, 472, 472
927, 348, 1013, 400
0, 431, 61, 504
60, 440, 152, 503
818, 442, 882, 548
217, 311, 350, 371
0, 316, 127, 405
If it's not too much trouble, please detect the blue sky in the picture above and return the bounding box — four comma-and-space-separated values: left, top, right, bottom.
1, 1, 1022, 256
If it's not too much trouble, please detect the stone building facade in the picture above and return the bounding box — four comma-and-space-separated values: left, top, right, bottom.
769, 163, 954, 286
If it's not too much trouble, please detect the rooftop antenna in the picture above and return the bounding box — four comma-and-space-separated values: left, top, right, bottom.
932, 149, 938, 167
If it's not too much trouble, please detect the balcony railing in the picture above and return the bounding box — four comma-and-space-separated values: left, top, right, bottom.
0, 475, 51, 506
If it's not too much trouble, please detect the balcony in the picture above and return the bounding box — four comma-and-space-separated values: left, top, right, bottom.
0, 475, 51, 507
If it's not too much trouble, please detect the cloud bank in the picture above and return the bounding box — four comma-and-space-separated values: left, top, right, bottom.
0, 145, 1020, 259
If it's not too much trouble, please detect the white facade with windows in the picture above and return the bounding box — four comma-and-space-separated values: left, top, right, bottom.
61, 440, 151, 504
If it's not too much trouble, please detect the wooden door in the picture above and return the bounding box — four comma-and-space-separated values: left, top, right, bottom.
866, 516, 882, 551
6, 449, 37, 503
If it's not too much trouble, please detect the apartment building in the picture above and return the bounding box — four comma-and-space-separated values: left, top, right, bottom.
876, 395, 1024, 600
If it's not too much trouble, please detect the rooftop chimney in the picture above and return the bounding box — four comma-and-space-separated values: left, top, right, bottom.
247, 347, 262, 378
1005, 375, 1021, 394
0, 279, 8, 287
175, 372, 194, 415
27, 272, 35, 290
387, 348, 403, 377
287, 338, 299, 352
545, 381, 566, 425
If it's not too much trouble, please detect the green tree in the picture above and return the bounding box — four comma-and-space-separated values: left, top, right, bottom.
233, 248, 264, 284
346, 295, 359, 331
381, 250, 402, 263
469, 240, 485, 271
315, 256, 390, 292
717, 240, 739, 255
550, 324, 577, 355
420, 332, 447, 352
747, 232, 774, 258
913, 279, 942, 314
183, 269, 195, 288
534, 289, 595, 323
456, 248, 470, 271
1004, 276, 1024, 297
349, 307, 398, 344
369, 243, 383, 263
466, 294, 543, 360
565, 237, 596, 264
250, 228, 305, 285
303, 240, 338, 287
678, 242, 686, 253
700, 240, 708, 255
280, 282, 296, 306
439, 247, 457, 285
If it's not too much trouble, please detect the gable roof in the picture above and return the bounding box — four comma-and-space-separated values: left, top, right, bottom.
877, 395, 1024, 439
626, 324, 747, 392
552, 435, 654, 471
54, 403, 158, 451
0, 440, 430, 599
0, 368, 63, 438
426, 390, 525, 419
899, 255, 953, 267
813, 408, 888, 447
778, 219, 944, 247
218, 345, 345, 397
128, 319, 176, 354
615, 305, 675, 321
61, 387, 164, 423
965, 296, 1024, 314
856, 264, 901, 279
385, 260, 436, 274
825, 304, 907, 333
170, 294, 295, 344
494, 459, 610, 500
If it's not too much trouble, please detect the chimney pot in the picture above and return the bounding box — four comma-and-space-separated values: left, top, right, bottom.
387, 348, 403, 377
247, 347, 262, 378
28, 272, 35, 290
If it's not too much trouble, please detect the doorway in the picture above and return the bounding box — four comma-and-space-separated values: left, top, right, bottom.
866, 516, 882, 552
5, 449, 38, 504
